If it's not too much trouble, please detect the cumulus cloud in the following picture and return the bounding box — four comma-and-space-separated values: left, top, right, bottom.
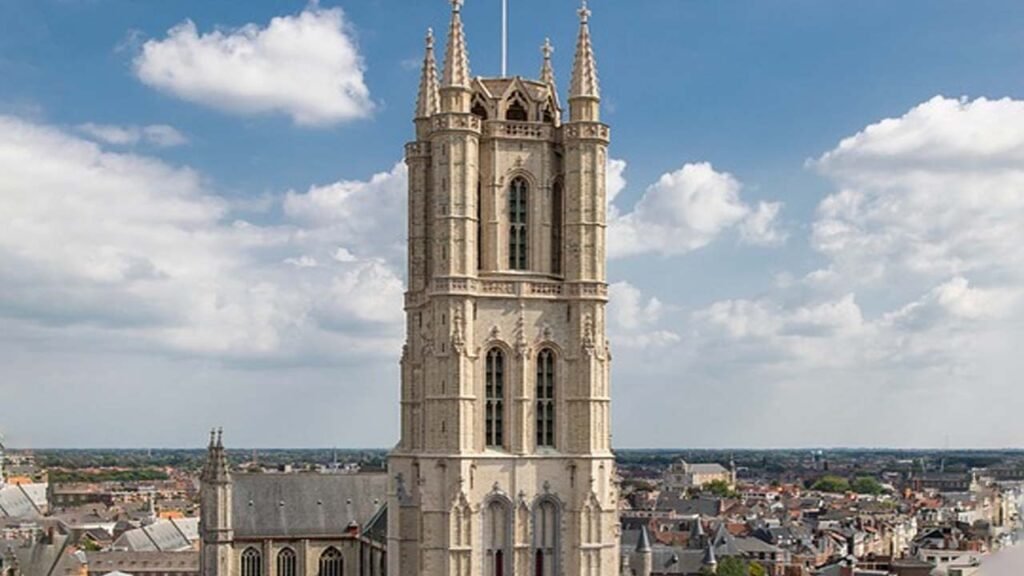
284, 163, 408, 261
607, 282, 680, 349
608, 161, 784, 258
811, 96, 1024, 285
0, 115, 402, 362
77, 123, 188, 147
134, 6, 373, 127
692, 96, 1024, 374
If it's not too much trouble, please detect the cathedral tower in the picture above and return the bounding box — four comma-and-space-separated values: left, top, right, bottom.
388, 1, 619, 574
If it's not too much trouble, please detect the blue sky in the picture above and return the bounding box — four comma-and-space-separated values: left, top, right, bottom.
2, 0, 1024, 449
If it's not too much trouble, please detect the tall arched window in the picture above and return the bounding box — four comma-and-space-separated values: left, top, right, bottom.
485, 348, 505, 449
551, 182, 562, 274
536, 349, 556, 448
319, 547, 343, 576
241, 547, 262, 576
534, 499, 560, 576
277, 548, 296, 576
508, 178, 528, 270
485, 499, 511, 576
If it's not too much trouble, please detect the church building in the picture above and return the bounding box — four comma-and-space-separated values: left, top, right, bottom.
199, 1, 620, 574
388, 0, 619, 574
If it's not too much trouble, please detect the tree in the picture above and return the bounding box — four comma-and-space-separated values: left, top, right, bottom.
703, 557, 766, 576
811, 475, 850, 493
851, 476, 884, 495
703, 479, 737, 498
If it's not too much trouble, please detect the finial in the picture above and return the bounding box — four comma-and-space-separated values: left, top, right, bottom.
208, 428, 216, 448
540, 38, 556, 88
417, 27, 441, 118
579, 0, 591, 23
442, 0, 471, 88
215, 427, 223, 448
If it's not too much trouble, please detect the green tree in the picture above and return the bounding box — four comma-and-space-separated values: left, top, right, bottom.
811, 475, 850, 493
851, 476, 884, 495
702, 479, 737, 498
702, 557, 765, 576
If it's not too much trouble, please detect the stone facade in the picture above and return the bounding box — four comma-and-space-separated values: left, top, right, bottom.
387, 2, 620, 575
198, 431, 388, 576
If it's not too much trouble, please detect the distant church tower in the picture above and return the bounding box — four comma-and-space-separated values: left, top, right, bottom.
388, 0, 619, 574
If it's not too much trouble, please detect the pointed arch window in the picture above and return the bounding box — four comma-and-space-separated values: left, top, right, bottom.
534, 499, 560, 576
505, 93, 528, 121
508, 177, 529, 270
277, 548, 296, 576
472, 99, 489, 120
536, 349, 556, 448
485, 499, 512, 576
241, 548, 262, 576
551, 182, 563, 274
319, 547, 343, 576
485, 348, 505, 449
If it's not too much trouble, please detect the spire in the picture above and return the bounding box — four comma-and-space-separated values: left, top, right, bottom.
570, 0, 600, 101
636, 524, 652, 553
540, 38, 556, 89
702, 543, 718, 567
202, 428, 230, 484
691, 517, 706, 543
442, 0, 471, 88
416, 28, 440, 118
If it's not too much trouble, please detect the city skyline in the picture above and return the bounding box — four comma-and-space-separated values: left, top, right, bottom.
2, 0, 1024, 449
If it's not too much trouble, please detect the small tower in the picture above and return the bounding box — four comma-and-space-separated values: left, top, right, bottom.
690, 517, 706, 549
632, 525, 653, 576
199, 428, 232, 576
702, 543, 718, 573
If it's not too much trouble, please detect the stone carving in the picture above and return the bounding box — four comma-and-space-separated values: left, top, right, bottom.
451, 309, 465, 353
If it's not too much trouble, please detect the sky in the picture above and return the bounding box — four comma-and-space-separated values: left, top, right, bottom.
1, 0, 1024, 449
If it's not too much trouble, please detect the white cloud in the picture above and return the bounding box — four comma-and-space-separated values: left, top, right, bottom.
693, 96, 1024, 376
77, 123, 188, 147
608, 161, 784, 258
0, 115, 402, 362
134, 6, 373, 127
283, 162, 408, 262
607, 281, 680, 349
811, 96, 1024, 286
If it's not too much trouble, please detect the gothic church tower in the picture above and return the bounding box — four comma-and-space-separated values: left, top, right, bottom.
388, 1, 618, 574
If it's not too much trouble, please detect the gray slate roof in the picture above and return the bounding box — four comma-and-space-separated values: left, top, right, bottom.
111, 518, 198, 552
0, 484, 46, 519
232, 473, 388, 538
86, 550, 199, 574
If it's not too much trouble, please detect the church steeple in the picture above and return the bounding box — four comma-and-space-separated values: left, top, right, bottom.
570, 0, 600, 122
442, 0, 471, 89
416, 29, 440, 119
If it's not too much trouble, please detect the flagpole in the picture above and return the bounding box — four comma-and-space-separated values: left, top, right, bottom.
502, 0, 508, 76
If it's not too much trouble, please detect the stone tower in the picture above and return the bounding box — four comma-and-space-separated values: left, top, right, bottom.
200, 429, 233, 576
388, 1, 619, 575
